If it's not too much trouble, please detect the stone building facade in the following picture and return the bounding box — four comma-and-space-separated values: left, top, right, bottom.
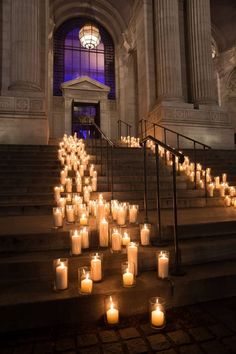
0, 0, 235, 147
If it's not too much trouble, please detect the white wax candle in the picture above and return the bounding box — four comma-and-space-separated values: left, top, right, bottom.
55, 263, 68, 290
79, 165, 85, 177
66, 178, 72, 193
220, 184, 225, 197
225, 196, 231, 207
60, 170, 66, 185
80, 213, 88, 226
66, 206, 75, 223
151, 307, 165, 327
54, 186, 61, 201
129, 206, 138, 223
215, 176, 220, 189
229, 187, 235, 197
123, 269, 134, 286
81, 228, 89, 249
99, 218, 109, 247
141, 225, 150, 246
122, 232, 130, 246
127, 243, 138, 276
71, 232, 82, 255
107, 303, 119, 324
222, 173, 227, 183
91, 254, 102, 281
83, 190, 90, 203
91, 177, 97, 191
89, 165, 94, 177
111, 230, 122, 251
53, 208, 63, 227
76, 182, 82, 193
117, 206, 126, 225
190, 172, 195, 182
208, 184, 214, 197
196, 171, 201, 183
81, 275, 93, 294
158, 253, 169, 279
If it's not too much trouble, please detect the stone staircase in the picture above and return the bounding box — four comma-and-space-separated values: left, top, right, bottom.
0, 142, 236, 333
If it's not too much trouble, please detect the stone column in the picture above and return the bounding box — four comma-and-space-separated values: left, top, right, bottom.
155, 0, 183, 101
9, 0, 41, 91
186, 0, 218, 105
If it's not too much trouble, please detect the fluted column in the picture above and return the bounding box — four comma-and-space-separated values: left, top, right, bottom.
9, 0, 41, 91
186, 0, 217, 105
155, 0, 183, 101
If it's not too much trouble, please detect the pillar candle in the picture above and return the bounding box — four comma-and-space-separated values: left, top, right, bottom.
220, 184, 225, 197
80, 227, 89, 249
225, 196, 231, 207
229, 187, 235, 197
91, 177, 97, 191
117, 206, 126, 226
127, 242, 138, 276
71, 230, 82, 255
111, 229, 122, 252
215, 176, 220, 189
122, 232, 130, 246
99, 218, 109, 247
106, 297, 119, 324
65, 178, 72, 193
129, 205, 138, 224
151, 306, 164, 327
123, 269, 134, 287
196, 170, 201, 183
140, 224, 150, 246
53, 207, 63, 227
222, 173, 227, 183
55, 263, 68, 290
54, 186, 61, 201
91, 253, 102, 281
66, 205, 75, 223
208, 183, 214, 197
60, 170, 66, 185
81, 274, 93, 294
89, 164, 94, 177
80, 213, 88, 226
158, 252, 169, 279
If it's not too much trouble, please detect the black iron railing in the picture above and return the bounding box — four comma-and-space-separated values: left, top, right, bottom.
140, 135, 185, 276
117, 120, 132, 141
139, 119, 211, 198
77, 123, 115, 198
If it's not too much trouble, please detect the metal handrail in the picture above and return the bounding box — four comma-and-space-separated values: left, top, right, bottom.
77, 123, 114, 198
140, 135, 185, 276
117, 119, 132, 141
139, 119, 210, 196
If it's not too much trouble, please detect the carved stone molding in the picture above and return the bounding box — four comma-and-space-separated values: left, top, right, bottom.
0, 96, 45, 115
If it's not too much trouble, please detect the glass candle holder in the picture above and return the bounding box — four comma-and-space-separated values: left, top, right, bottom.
129, 204, 139, 224
149, 297, 166, 329
53, 207, 63, 228
78, 267, 93, 295
79, 211, 89, 226
70, 229, 82, 256
122, 261, 136, 287
122, 230, 131, 247
127, 242, 139, 276
66, 204, 76, 224
90, 252, 103, 282
116, 204, 126, 226
110, 227, 122, 253
80, 226, 90, 249
157, 251, 169, 279
99, 218, 109, 248
140, 223, 151, 246
91, 177, 97, 192
96, 200, 105, 223
65, 177, 73, 193
105, 295, 119, 325
84, 177, 90, 186
53, 258, 68, 291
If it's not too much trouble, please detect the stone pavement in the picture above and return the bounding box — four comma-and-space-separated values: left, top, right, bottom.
1, 297, 236, 354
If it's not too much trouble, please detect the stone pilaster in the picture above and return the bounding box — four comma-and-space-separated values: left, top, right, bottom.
155, 0, 183, 101
9, 0, 41, 91
186, 0, 218, 105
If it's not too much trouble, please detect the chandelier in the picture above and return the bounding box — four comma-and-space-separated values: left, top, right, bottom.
79, 23, 101, 49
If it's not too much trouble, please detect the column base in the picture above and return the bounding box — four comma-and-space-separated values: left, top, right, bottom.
148, 101, 235, 149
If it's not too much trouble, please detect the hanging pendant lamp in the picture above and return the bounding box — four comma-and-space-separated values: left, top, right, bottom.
79, 23, 101, 49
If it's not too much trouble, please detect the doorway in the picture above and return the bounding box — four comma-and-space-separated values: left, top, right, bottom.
72, 101, 100, 139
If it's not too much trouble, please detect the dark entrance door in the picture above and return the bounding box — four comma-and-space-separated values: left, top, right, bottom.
72, 101, 100, 139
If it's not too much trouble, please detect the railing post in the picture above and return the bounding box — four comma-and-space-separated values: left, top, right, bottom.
155, 143, 163, 243
194, 141, 197, 189
143, 141, 148, 223
170, 154, 185, 276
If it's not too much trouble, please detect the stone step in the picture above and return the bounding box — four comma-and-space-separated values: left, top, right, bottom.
0, 260, 236, 332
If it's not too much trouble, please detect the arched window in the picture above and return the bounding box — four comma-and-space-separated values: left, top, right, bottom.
53, 18, 115, 99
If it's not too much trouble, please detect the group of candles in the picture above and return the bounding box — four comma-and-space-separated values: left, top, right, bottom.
127, 136, 236, 208
54, 249, 169, 327
121, 136, 140, 148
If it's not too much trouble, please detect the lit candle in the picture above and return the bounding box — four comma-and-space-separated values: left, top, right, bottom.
91, 177, 97, 191
71, 230, 82, 255
129, 205, 138, 224
83, 187, 90, 203
151, 301, 165, 328
196, 170, 201, 183
123, 268, 134, 287
81, 273, 93, 294
65, 178, 73, 193
99, 218, 109, 247
215, 176, 220, 189
127, 242, 138, 276
225, 196, 231, 207
158, 251, 169, 279
97, 200, 105, 222
117, 205, 126, 226
80, 213, 88, 226
208, 183, 214, 197
229, 187, 236, 197
66, 205, 75, 223
76, 180, 82, 193
111, 229, 122, 252
140, 224, 150, 246
79, 164, 85, 177
190, 171, 195, 182
91, 253, 102, 282
122, 232, 130, 246
53, 207, 63, 227
106, 296, 119, 325
219, 183, 225, 197
60, 170, 66, 185
80, 227, 89, 249
55, 262, 68, 290
89, 164, 95, 177
222, 173, 227, 183
54, 186, 61, 201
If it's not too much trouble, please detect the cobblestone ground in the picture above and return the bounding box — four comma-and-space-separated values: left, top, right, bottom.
1, 297, 236, 354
